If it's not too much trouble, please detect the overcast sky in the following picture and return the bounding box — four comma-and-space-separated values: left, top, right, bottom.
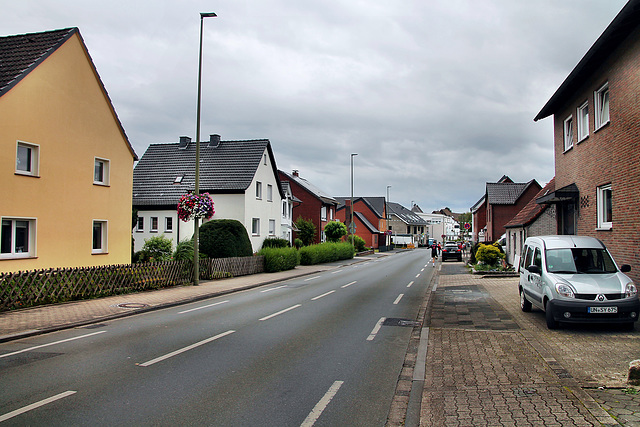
1, 0, 627, 213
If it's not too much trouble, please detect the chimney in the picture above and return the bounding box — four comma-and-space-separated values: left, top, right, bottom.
178, 136, 191, 149
292, 170, 299, 177
209, 134, 221, 148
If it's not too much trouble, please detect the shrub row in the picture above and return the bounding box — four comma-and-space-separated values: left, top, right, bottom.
300, 242, 354, 265
259, 247, 300, 272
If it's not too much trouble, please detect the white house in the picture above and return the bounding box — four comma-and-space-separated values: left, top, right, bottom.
132, 135, 284, 253
280, 180, 299, 245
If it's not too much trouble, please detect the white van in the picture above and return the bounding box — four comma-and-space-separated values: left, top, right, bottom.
519, 235, 639, 329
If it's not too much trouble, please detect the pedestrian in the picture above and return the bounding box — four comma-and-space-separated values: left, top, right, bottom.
437, 242, 442, 255
431, 242, 438, 266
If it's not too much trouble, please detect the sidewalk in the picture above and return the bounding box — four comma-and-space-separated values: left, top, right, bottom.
418, 267, 640, 427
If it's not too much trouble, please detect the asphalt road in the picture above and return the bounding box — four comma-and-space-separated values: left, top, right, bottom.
0, 249, 434, 426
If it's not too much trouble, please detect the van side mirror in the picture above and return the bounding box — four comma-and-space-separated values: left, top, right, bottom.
620, 264, 631, 273
527, 265, 541, 275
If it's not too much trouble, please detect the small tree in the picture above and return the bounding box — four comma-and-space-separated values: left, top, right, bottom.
324, 221, 347, 243
141, 235, 173, 262
353, 235, 366, 252
295, 217, 316, 246
475, 243, 504, 266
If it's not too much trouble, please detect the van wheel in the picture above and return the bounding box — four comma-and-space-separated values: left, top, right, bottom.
520, 288, 532, 312
545, 303, 558, 329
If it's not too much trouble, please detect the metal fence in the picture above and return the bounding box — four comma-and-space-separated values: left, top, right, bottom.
0, 256, 264, 312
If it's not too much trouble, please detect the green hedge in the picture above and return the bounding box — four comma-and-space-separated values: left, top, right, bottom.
299, 242, 355, 265
258, 247, 300, 272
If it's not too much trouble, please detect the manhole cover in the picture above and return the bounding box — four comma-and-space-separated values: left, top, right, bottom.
116, 303, 148, 309
383, 318, 420, 327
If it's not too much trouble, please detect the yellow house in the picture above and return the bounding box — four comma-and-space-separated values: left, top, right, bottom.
0, 28, 137, 273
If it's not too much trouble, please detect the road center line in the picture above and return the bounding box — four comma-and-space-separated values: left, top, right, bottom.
0, 390, 76, 422
300, 380, 344, 427
393, 294, 404, 305
341, 280, 357, 288
367, 317, 386, 341
407, 281, 414, 288
0, 331, 106, 359
261, 285, 287, 293
139, 330, 235, 367
178, 300, 229, 314
259, 304, 302, 321
304, 276, 321, 282
311, 290, 335, 301
415, 273, 420, 278
420, 268, 425, 272
331, 269, 343, 274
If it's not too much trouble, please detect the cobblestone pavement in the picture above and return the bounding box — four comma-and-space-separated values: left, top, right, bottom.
419, 261, 639, 426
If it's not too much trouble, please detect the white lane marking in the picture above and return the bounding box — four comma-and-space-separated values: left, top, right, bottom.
139, 330, 235, 367
424, 264, 429, 268
393, 294, 404, 305
261, 285, 287, 293
0, 331, 106, 359
415, 274, 420, 278
304, 276, 321, 282
178, 300, 229, 314
341, 281, 357, 288
420, 268, 425, 272
331, 269, 343, 274
367, 317, 386, 341
407, 281, 414, 288
0, 390, 76, 422
300, 381, 344, 427
259, 304, 302, 321
311, 290, 336, 301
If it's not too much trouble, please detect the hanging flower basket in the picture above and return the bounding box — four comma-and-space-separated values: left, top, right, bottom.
177, 193, 215, 222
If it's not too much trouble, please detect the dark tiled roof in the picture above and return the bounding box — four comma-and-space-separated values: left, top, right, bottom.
486, 180, 539, 205
0, 28, 76, 96
279, 170, 337, 205
388, 202, 427, 226
335, 196, 386, 218
505, 178, 555, 228
133, 139, 281, 206
354, 211, 380, 233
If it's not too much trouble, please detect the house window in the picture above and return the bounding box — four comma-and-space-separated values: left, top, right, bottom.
264, 154, 267, 165
92, 220, 108, 254
269, 219, 275, 236
330, 208, 334, 220
282, 201, 287, 218
136, 217, 144, 232
151, 217, 158, 232
594, 82, 609, 130
252, 218, 260, 236
577, 102, 589, 142
16, 141, 39, 176
267, 184, 273, 202
597, 184, 612, 230
256, 182, 262, 199
563, 116, 573, 151
165, 217, 173, 232
94, 158, 110, 185
321, 206, 327, 221
1, 218, 36, 258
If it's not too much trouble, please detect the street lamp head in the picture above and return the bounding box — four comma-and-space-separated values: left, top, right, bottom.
351, 153, 358, 157
200, 12, 217, 18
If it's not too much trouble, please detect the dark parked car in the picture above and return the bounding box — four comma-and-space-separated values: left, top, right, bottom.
442, 242, 462, 262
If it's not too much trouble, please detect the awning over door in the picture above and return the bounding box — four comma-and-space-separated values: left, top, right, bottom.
536, 183, 579, 204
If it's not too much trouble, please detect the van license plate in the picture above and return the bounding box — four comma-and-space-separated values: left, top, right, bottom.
588, 306, 617, 314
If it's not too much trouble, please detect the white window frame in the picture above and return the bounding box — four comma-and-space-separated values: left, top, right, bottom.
136, 217, 144, 232
577, 101, 589, 142
596, 184, 612, 230
269, 219, 276, 236
267, 184, 273, 202
165, 217, 173, 232
563, 115, 573, 152
150, 217, 159, 233
594, 82, 610, 130
256, 181, 262, 200
94, 157, 110, 186
252, 218, 260, 236
15, 141, 40, 177
1, 217, 37, 259
92, 220, 108, 254
321, 206, 327, 221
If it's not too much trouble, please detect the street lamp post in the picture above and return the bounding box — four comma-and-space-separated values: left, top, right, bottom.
193, 12, 217, 285
386, 185, 391, 248
350, 153, 358, 247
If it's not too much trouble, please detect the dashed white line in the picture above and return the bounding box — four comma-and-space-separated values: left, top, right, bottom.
304, 276, 322, 282
312, 290, 336, 301
331, 269, 343, 274
407, 281, 414, 288
415, 273, 420, 278
300, 381, 344, 427
178, 300, 229, 314
261, 285, 287, 293
139, 330, 235, 367
393, 294, 404, 305
259, 304, 302, 321
0, 331, 106, 359
367, 317, 386, 341
0, 391, 76, 422
341, 281, 357, 288
420, 268, 425, 272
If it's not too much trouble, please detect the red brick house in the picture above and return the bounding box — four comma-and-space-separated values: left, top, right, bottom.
335, 197, 388, 249
534, 0, 640, 283
278, 170, 337, 244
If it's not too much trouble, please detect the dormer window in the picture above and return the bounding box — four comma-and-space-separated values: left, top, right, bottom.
174, 175, 184, 184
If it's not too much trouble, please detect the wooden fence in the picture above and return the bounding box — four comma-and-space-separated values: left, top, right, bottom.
0, 256, 264, 312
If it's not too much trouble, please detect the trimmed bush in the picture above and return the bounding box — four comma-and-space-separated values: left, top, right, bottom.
352, 235, 366, 252
299, 242, 355, 265
259, 247, 300, 272
261, 237, 290, 249
199, 219, 253, 258
294, 238, 303, 249
140, 235, 173, 262
475, 243, 505, 266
